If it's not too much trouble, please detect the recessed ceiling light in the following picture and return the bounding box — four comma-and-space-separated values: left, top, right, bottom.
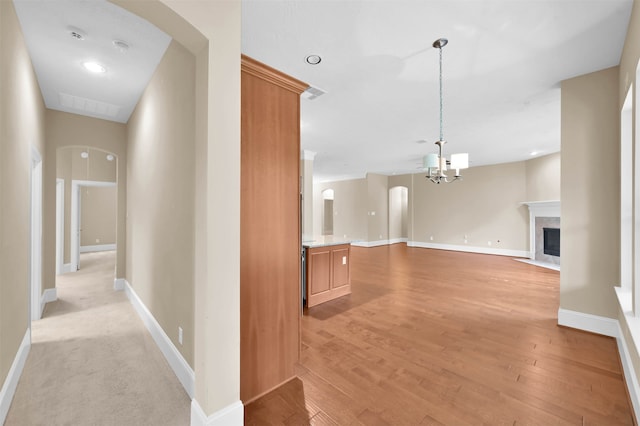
305, 54, 322, 65
83, 61, 106, 73
106, 154, 114, 161
80, 151, 89, 159
112, 40, 130, 53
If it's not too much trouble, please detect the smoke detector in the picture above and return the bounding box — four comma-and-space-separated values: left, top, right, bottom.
68, 26, 86, 41
113, 40, 130, 53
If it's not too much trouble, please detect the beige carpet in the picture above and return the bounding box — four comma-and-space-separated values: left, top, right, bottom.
4, 251, 190, 426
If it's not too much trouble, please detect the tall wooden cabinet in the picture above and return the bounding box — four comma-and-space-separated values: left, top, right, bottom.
240, 55, 307, 403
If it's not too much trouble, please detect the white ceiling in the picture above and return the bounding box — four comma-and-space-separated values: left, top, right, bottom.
242, 0, 633, 182
11, 1, 633, 183
12, 0, 171, 124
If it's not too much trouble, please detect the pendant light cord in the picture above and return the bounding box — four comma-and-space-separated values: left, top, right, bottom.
439, 44, 444, 142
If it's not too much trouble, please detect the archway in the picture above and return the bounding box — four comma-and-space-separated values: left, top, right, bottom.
389, 186, 408, 242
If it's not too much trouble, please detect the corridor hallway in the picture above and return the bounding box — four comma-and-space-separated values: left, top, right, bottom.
4, 251, 190, 425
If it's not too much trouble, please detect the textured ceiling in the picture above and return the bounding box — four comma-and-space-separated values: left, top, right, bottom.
242, 0, 633, 182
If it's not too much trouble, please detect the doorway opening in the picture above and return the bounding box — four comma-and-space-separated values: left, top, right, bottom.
56, 147, 117, 273
388, 186, 408, 243
322, 189, 334, 236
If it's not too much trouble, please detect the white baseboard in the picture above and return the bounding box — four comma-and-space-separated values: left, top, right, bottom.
80, 243, 116, 253
61, 263, 72, 274
351, 240, 389, 247
191, 399, 243, 426
123, 280, 194, 399
40, 288, 57, 317
388, 238, 408, 245
408, 241, 529, 258
557, 308, 619, 337
616, 321, 640, 419
113, 278, 125, 291
0, 329, 31, 425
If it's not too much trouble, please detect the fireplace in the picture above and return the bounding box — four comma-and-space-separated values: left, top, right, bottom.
522, 201, 560, 268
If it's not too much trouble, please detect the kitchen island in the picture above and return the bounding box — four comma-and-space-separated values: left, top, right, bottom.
302, 238, 351, 308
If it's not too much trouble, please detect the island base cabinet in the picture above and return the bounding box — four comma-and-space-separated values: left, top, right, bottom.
306, 244, 351, 308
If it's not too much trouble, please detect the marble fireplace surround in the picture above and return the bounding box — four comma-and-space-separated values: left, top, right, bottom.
521, 201, 560, 270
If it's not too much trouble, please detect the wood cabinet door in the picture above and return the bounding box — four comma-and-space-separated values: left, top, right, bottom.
332, 247, 350, 289
309, 249, 331, 295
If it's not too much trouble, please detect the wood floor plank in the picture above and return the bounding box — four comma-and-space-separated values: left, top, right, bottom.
244, 245, 634, 425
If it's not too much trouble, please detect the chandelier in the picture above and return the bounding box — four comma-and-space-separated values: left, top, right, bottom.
423, 38, 469, 184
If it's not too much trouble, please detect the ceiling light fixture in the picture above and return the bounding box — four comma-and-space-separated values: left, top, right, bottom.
106, 154, 114, 161
80, 151, 89, 159
423, 38, 469, 184
305, 54, 322, 65
82, 61, 106, 73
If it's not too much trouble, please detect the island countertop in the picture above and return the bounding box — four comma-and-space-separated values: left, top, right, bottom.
302, 237, 353, 248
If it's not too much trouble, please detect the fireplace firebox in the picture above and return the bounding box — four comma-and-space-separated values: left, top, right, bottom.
543, 227, 560, 257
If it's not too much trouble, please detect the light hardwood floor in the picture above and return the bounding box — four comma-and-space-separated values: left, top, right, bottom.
245, 244, 634, 425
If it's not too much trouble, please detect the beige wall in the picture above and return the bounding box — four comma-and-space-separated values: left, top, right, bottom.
0, 0, 46, 399
80, 186, 117, 247
560, 67, 619, 318
315, 155, 559, 251
126, 40, 196, 367
116, 0, 242, 414
413, 161, 529, 250
314, 178, 368, 241
367, 173, 389, 242
44, 111, 126, 287
525, 152, 560, 201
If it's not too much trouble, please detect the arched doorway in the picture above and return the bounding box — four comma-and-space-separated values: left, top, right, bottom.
389, 186, 408, 242
322, 188, 334, 236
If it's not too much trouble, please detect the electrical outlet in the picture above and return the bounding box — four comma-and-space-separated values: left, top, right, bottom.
96, 238, 100, 243
430, 236, 434, 241
178, 326, 183, 346
342, 256, 347, 265
488, 241, 492, 246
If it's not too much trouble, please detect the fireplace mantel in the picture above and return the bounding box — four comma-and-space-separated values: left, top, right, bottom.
521, 201, 560, 261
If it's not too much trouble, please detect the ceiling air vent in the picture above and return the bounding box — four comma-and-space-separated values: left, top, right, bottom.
59, 92, 120, 118
301, 85, 326, 100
